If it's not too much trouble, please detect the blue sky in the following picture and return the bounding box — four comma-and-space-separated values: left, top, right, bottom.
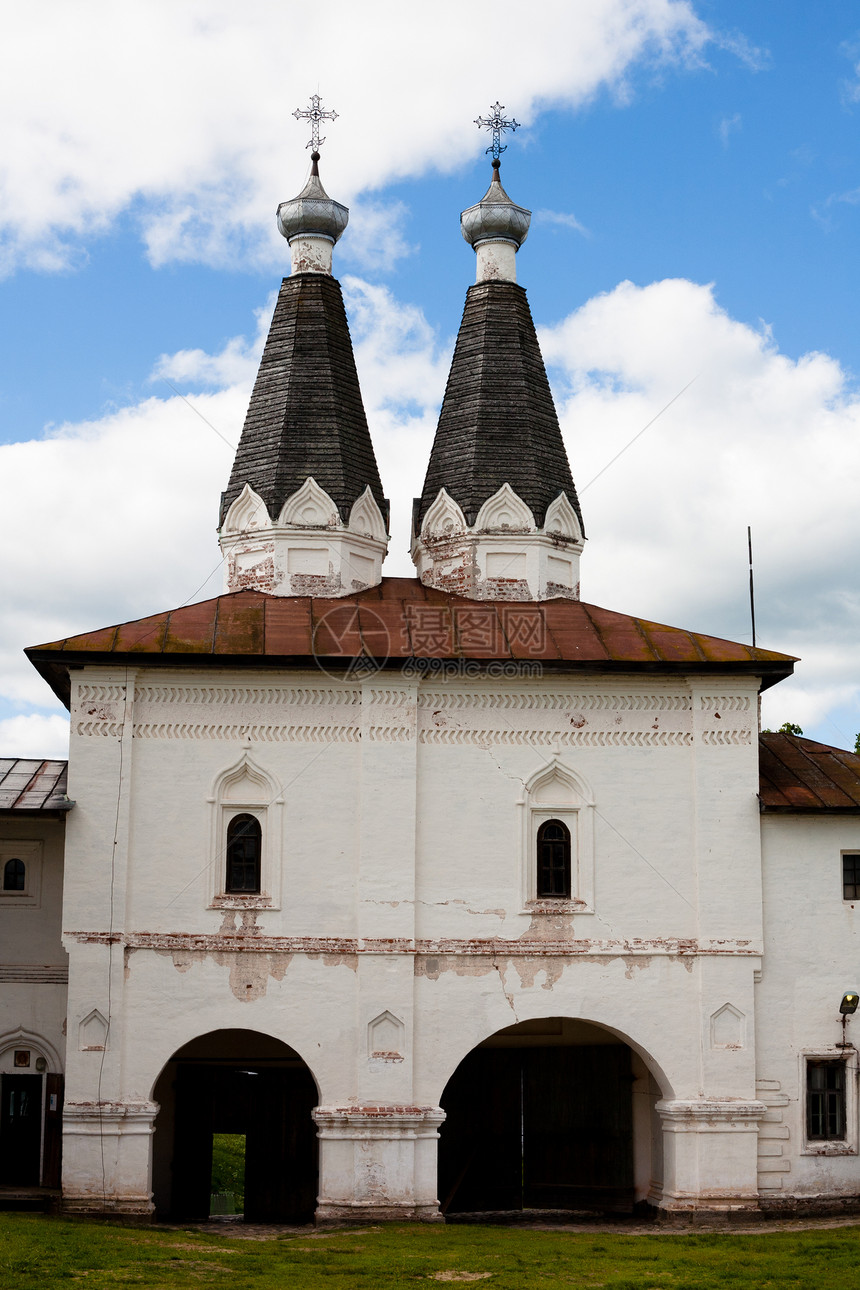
3, 1, 860, 756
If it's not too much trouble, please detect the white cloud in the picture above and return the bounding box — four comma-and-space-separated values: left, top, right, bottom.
343, 277, 454, 566
538, 278, 860, 735
0, 714, 69, 761
152, 292, 275, 390
0, 1, 710, 274
0, 392, 240, 710
718, 112, 742, 147
342, 202, 416, 273
534, 209, 590, 237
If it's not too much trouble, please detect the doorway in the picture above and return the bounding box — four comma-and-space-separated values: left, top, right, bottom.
0, 1075, 42, 1186
152, 1029, 318, 1223
0, 1070, 63, 1189
439, 1018, 655, 1215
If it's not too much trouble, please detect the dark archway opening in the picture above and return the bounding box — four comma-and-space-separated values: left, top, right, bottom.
439, 1018, 660, 1217
152, 1029, 317, 1223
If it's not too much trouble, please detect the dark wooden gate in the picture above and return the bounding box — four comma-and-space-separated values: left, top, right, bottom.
0, 1074, 43, 1185
440, 1044, 633, 1213
172, 1062, 317, 1222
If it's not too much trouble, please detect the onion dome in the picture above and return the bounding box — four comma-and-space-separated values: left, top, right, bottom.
460, 160, 531, 250
277, 152, 349, 246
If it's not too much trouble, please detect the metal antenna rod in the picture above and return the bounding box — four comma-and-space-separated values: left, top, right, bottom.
748, 525, 757, 649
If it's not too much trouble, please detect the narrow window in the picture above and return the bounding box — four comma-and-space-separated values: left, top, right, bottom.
807, 1059, 846, 1140
843, 854, 860, 901
536, 819, 571, 899
3, 858, 25, 892
225, 815, 262, 894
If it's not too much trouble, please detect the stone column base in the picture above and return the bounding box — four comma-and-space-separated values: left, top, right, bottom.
316, 1201, 444, 1224
60, 1195, 154, 1218
314, 1105, 446, 1224
657, 1098, 766, 1213
61, 1100, 157, 1218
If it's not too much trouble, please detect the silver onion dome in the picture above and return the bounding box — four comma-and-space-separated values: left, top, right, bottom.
277, 152, 349, 245
461, 161, 531, 250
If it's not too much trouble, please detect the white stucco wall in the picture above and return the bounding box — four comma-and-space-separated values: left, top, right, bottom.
57, 664, 777, 1215
758, 813, 860, 1205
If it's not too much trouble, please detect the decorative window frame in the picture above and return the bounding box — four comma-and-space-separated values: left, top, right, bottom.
518, 758, 594, 914
207, 753, 283, 910
799, 1048, 858, 1156
0, 841, 43, 908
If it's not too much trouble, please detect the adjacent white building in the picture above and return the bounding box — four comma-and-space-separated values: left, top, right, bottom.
2, 144, 859, 1222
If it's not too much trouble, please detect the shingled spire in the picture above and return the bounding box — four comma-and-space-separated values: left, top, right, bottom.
412, 139, 584, 602
219, 113, 389, 598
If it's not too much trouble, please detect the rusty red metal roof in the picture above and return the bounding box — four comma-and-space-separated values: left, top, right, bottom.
26, 579, 795, 708
0, 759, 72, 813
759, 733, 860, 812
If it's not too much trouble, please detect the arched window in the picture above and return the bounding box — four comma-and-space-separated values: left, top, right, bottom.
3, 858, 26, 892
536, 820, 571, 899
225, 814, 262, 894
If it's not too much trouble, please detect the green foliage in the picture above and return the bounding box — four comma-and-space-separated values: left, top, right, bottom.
2, 1214, 860, 1289
779, 721, 803, 735
854, 732, 860, 755
210, 1132, 245, 1209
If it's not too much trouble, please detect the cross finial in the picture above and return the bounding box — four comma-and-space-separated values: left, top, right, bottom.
474, 101, 520, 162
293, 93, 339, 151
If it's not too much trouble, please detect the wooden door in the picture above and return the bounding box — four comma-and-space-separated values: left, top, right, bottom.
439, 1048, 523, 1213
172, 1064, 215, 1221
0, 1074, 43, 1186
439, 1043, 634, 1214
244, 1067, 318, 1222
42, 1074, 64, 1189
522, 1045, 633, 1210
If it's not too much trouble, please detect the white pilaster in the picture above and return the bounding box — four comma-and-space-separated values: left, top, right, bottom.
658, 1099, 766, 1210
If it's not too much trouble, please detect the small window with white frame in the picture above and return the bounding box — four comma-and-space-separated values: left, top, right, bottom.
0, 841, 42, 907
802, 1051, 857, 1155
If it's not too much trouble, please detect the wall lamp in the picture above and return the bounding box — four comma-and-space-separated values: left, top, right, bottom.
839, 991, 859, 1048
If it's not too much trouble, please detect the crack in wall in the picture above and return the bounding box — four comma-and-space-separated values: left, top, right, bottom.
492, 956, 519, 1021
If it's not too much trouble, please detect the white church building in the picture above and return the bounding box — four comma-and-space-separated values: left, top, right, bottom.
2, 122, 860, 1223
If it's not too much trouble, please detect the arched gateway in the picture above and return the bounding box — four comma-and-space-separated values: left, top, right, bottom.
151, 1029, 318, 1223
438, 1018, 665, 1215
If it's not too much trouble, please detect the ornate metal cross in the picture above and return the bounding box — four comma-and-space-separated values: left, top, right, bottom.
293, 93, 339, 151
474, 101, 520, 161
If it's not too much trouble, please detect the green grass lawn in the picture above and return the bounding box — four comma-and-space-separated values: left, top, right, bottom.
1, 1214, 859, 1289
